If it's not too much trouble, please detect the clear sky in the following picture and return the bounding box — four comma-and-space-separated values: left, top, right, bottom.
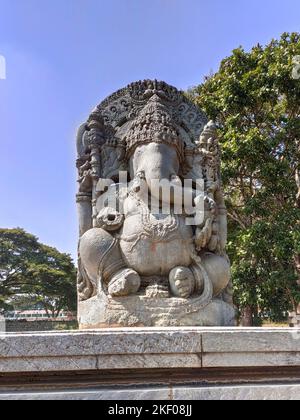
0, 0, 299, 262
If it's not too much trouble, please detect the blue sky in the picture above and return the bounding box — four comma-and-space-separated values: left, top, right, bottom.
0, 0, 299, 262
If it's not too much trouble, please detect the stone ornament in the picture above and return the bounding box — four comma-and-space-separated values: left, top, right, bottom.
76, 80, 236, 327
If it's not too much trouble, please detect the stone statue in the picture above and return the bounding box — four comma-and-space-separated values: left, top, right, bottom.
76, 80, 236, 328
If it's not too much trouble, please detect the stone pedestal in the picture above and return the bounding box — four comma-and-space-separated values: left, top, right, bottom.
78, 295, 236, 328
0, 328, 300, 400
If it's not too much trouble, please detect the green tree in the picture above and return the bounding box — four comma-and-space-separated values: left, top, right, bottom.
189, 33, 300, 325
0, 228, 77, 317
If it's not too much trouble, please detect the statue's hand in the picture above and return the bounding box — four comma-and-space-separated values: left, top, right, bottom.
195, 218, 213, 251
96, 207, 124, 232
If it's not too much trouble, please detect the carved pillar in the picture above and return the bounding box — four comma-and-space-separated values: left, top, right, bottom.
86, 116, 105, 228
89, 144, 101, 228
76, 193, 93, 237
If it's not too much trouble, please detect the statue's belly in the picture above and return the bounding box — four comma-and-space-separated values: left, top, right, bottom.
119, 214, 194, 276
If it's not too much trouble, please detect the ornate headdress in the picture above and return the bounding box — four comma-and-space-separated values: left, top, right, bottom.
123, 94, 185, 162
77, 80, 208, 178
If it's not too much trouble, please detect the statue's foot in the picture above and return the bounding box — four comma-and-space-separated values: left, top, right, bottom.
169, 266, 195, 298
108, 268, 141, 297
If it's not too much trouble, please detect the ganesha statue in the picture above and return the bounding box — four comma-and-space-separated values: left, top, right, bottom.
76, 80, 236, 328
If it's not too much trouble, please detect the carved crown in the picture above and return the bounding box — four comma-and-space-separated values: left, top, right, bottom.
77, 80, 209, 176
123, 94, 185, 162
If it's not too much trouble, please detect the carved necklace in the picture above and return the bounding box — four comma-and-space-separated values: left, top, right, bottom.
129, 190, 180, 241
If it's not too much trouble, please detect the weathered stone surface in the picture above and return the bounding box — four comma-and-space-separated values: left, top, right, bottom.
172, 384, 300, 401
1, 384, 300, 401
202, 328, 300, 352
203, 351, 300, 368
0, 354, 202, 373
76, 80, 235, 328
78, 295, 236, 328
0, 388, 172, 401
0, 356, 98, 373
1, 328, 300, 400
0, 328, 300, 372
0, 329, 203, 360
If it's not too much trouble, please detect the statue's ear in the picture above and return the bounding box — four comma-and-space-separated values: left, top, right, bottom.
100, 142, 128, 180
76, 123, 88, 158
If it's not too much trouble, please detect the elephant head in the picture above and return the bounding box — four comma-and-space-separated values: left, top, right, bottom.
129, 142, 185, 205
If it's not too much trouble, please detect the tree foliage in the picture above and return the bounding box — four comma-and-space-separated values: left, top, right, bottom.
189, 33, 300, 324
0, 228, 77, 317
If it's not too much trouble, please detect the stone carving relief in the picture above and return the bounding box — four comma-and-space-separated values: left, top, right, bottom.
76, 80, 236, 328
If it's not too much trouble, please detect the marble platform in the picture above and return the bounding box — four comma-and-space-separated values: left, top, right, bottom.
0, 327, 300, 400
